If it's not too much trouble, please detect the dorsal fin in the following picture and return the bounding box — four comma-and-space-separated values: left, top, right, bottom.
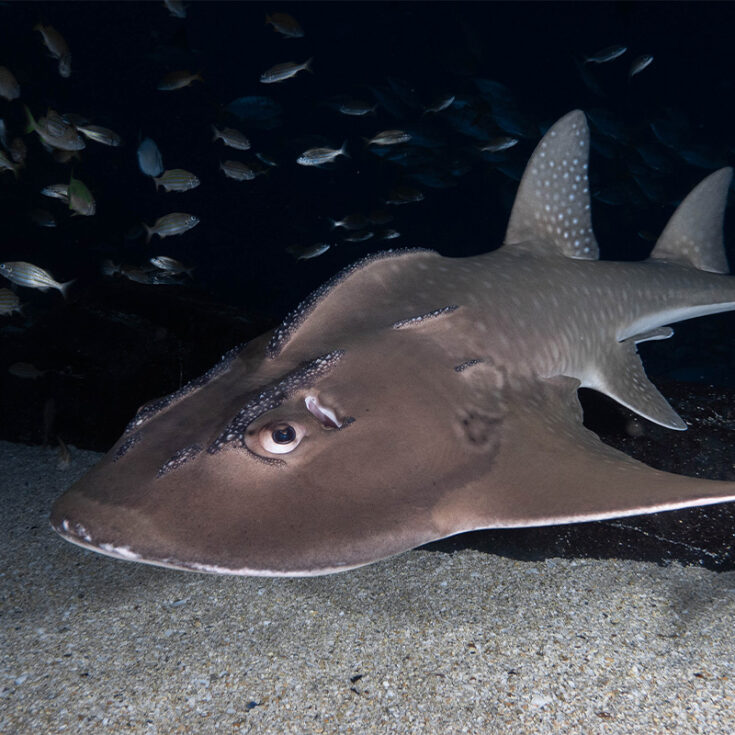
504, 109, 599, 260
650, 167, 732, 273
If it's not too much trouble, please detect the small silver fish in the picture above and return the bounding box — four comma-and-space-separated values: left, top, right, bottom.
585, 44, 627, 64
164, 0, 186, 18
423, 94, 455, 115
255, 152, 278, 167
143, 213, 200, 242
137, 137, 164, 177
480, 135, 519, 153
366, 130, 412, 146
69, 174, 95, 216
58, 52, 71, 79
25, 107, 85, 151
0, 288, 22, 316
265, 12, 304, 38
337, 99, 377, 116
287, 243, 331, 260
0, 261, 73, 297
629, 54, 654, 78
9, 137, 26, 164
76, 124, 122, 147
30, 209, 56, 228
0, 150, 20, 178
8, 362, 47, 379
41, 183, 69, 202
34, 24, 70, 61
343, 230, 374, 243
0, 66, 20, 101
219, 160, 265, 181
378, 228, 401, 240
385, 185, 424, 205
150, 255, 194, 276
157, 70, 203, 91
153, 169, 200, 192
297, 142, 348, 166
212, 125, 251, 150
329, 213, 369, 231
260, 58, 312, 83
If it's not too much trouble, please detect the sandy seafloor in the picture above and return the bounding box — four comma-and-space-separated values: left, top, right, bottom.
1, 440, 734, 735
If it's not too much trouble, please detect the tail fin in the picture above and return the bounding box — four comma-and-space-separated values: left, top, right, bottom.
23, 105, 36, 135
59, 279, 75, 299
143, 223, 153, 243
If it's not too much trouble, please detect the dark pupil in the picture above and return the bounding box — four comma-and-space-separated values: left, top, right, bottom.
272, 425, 296, 444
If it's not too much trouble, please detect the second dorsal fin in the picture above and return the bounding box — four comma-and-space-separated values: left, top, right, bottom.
650, 167, 732, 273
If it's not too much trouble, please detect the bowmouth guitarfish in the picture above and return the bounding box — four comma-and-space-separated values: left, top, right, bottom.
51, 110, 735, 576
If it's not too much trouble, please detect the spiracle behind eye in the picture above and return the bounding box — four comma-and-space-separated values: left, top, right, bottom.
259, 422, 304, 454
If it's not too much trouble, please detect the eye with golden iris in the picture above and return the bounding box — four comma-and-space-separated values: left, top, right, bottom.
257, 422, 305, 454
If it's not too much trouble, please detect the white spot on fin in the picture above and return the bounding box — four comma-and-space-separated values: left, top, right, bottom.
504, 110, 599, 260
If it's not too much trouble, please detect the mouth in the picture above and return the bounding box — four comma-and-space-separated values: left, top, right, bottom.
51, 514, 146, 562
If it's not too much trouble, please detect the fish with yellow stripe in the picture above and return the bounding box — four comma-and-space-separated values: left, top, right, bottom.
0, 261, 74, 297
142, 213, 200, 242
0, 288, 23, 315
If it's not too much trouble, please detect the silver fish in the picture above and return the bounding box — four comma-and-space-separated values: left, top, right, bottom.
150, 256, 194, 276
143, 213, 200, 242
0, 66, 20, 101
157, 70, 203, 91
265, 12, 304, 38
68, 174, 96, 216
0, 288, 22, 316
385, 185, 424, 205
366, 130, 412, 146
260, 58, 312, 83
219, 160, 265, 181
343, 230, 374, 243
164, 0, 186, 18
34, 24, 69, 61
0, 261, 73, 297
58, 52, 71, 79
41, 183, 69, 202
212, 125, 250, 151
329, 213, 369, 231
297, 142, 348, 166
480, 136, 519, 153
629, 54, 654, 78
0, 150, 20, 178
76, 124, 122, 147
423, 94, 455, 115
8, 362, 47, 379
25, 107, 85, 151
153, 169, 200, 193
585, 44, 627, 64
337, 99, 377, 116
287, 243, 331, 260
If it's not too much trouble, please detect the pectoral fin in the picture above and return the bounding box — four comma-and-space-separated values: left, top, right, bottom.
437, 377, 735, 535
